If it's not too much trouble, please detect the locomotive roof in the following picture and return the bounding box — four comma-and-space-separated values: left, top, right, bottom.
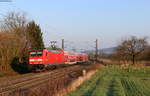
30, 49, 44, 51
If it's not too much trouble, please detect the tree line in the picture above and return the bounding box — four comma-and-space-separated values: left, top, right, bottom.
0, 12, 45, 73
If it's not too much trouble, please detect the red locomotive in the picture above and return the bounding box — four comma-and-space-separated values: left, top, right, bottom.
29, 49, 88, 71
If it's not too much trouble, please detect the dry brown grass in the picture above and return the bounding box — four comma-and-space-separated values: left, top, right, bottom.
101, 58, 150, 68
57, 70, 97, 96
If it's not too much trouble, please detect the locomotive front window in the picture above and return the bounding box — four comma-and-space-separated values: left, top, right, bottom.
37, 51, 43, 56
30, 51, 43, 56
30, 51, 36, 56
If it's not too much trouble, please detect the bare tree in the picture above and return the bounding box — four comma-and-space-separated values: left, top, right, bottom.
1, 12, 27, 34
0, 12, 30, 61
116, 36, 148, 65
0, 12, 29, 71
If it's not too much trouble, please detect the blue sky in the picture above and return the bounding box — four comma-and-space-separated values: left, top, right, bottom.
0, 0, 150, 51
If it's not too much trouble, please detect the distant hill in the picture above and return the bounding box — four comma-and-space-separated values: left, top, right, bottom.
100, 47, 116, 54
83, 47, 116, 54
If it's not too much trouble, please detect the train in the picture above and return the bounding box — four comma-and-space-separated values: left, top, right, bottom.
28, 49, 88, 71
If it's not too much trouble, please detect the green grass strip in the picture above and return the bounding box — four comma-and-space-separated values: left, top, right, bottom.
68, 67, 150, 96
68, 69, 107, 96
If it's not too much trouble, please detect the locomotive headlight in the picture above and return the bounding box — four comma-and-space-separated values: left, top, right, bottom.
37, 59, 43, 61
29, 59, 35, 61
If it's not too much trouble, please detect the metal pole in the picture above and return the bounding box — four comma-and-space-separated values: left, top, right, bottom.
62, 39, 64, 50
95, 39, 98, 60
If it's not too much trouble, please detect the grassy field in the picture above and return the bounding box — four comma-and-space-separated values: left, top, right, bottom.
68, 67, 150, 96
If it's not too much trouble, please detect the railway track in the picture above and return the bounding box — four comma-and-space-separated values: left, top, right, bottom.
0, 64, 85, 95
0, 64, 79, 88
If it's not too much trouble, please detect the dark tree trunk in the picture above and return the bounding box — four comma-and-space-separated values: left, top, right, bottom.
132, 55, 135, 65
